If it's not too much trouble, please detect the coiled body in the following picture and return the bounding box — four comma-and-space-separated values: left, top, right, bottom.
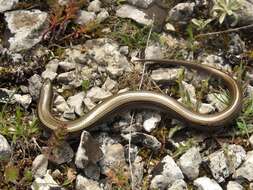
38, 59, 242, 133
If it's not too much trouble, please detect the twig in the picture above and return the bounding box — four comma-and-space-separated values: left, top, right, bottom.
195, 23, 253, 38
128, 114, 135, 190
127, 17, 155, 190
139, 16, 154, 90
32, 137, 42, 152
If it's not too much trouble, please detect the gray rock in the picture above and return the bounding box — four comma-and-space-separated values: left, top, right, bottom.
45, 59, 59, 73
143, 112, 161, 132
208, 145, 246, 183
64, 45, 87, 63
164, 23, 176, 32
28, 74, 42, 100
116, 4, 153, 25
181, 81, 196, 100
119, 46, 129, 55
227, 181, 243, 190
247, 85, 253, 97
57, 70, 76, 83
132, 156, 144, 188
200, 54, 232, 72
74, 131, 102, 179
13, 94, 32, 109
127, 0, 155, 8
50, 141, 74, 164
32, 154, 48, 178
96, 132, 118, 152
83, 163, 101, 180
124, 144, 139, 163
96, 9, 109, 23
168, 3, 195, 25
0, 88, 15, 103
207, 93, 227, 112
59, 61, 76, 71
84, 38, 132, 77
75, 131, 103, 169
247, 69, 253, 83
99, 143, 127, 174
208, 151, 229, 183
51, 169, 62, 179
54, 95, 70, 113
236, 0, 253, 25
67, 92, 85, 116
87, 87, 112, 102
0, 0, 18, 12
151, 175, 171, 190
168, 179, 188, 190
233, 150, 253, 181
75, 10, 96, 25
178, 147, 202, 180
20, 85, 29, 94
5, 10, 48, 52
151, 68, 182, 82
249, 134, 253, 147
151, 155, 184, 189
63, 107, 76, 120
83, 97, 96, 110
228, 34, 245, 55
41, 69, 57, 81
195, 0, 207, 7
76, 174, 101, 190
122, 132, 161, 151
58, 0, 69, 5
31, 170, 63, 190
193, 176, 222, 190
57, 71, 82, 87
224, 144, 246, 170
102, 77, 117, 91
0, 134, 11, 161
88, 0, 102, 13
145, 43, 164, 59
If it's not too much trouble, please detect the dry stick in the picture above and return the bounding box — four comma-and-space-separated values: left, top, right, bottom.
128, 17, 155, 190
138, 17, 154, 90
195, 23, 253, 38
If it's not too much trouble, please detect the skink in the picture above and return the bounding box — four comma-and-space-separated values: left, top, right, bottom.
38, 59, 242, 132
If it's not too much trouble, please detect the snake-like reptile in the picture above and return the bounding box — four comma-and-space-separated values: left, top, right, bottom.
38, 59, 243, 133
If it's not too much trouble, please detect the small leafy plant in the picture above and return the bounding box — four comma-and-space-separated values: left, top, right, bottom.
191, 18, 213, 31
0, 105, 39, 143
111, 19, 159, 50
43, 0, 92, 43
81, 79, 90, 92
211, 0, 243, 26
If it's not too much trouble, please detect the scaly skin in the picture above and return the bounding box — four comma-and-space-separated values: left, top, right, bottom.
38, 59, 242, 133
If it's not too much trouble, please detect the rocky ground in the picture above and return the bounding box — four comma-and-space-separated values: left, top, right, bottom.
0, 0, 253, 189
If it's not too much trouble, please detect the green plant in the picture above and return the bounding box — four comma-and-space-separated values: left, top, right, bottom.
4, 164, 19, 183
234, 95, 253, 135
191, 18, 213, 31
211, 0, 243, 26
212, 90, 230, 106
116, 0, 126, 5
111, 19, 159, 50
186, 24, 199, 52
0, 105, 39, 143
236, 118, 249, 137
82, 79, 90, 92
176, 68, 195, 110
